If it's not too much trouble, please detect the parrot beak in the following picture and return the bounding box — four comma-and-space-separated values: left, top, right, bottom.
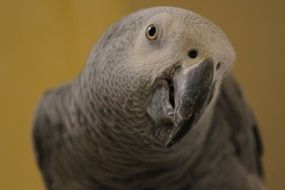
166, 58, 215, 147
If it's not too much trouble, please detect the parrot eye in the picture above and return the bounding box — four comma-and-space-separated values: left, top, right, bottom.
146, 24, 158, 40
188, 49, 198, 59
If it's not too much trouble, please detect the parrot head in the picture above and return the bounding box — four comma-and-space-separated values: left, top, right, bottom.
84, 7, 235, 149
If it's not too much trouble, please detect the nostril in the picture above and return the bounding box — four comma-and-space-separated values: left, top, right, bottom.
188, 49, 198, 59
216, 62, 221, 71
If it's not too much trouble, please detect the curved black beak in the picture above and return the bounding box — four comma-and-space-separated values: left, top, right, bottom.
166, 58, 215, 147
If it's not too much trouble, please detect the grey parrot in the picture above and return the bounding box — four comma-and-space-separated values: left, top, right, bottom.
33, 7, 265, 190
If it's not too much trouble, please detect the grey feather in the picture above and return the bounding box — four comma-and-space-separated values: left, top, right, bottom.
33, 6, 265, 190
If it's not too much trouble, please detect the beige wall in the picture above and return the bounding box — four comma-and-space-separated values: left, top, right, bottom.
0, 1, 284, 189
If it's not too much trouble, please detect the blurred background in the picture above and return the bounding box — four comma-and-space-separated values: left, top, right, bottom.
0, 0, 284, 189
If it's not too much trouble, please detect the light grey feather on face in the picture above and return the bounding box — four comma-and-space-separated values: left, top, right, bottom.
81, 7, 235, 147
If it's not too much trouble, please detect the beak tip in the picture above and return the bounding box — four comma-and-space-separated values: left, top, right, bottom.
165, 138, 175, 148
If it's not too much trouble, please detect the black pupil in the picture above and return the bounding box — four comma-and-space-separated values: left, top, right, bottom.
188, 49, 198, 59
148, 26, 156, 37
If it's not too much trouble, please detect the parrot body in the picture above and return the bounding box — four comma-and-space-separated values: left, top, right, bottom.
33, 7, 264, 190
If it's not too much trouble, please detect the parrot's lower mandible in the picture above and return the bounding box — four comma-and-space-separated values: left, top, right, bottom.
33, 7, 265, 190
